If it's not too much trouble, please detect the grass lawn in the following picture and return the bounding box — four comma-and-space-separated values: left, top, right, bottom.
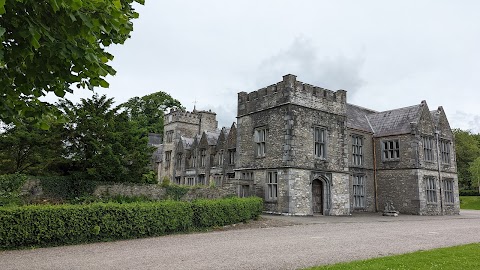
460, 196, 480, 210
305, 243, 480, 270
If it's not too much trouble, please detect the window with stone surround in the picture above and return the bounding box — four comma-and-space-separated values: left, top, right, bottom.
186, 177, 195, 186
198, 174, 205, 185
165, 130, 174, 143
175, 176, 181, 185
426, 177, 437, 203
214, 175, 222, 186
176, 153, 182, 169
165, 151, 171, 169
440, 140, 451, 164
352, 135, 363, 166
444, 178, 454, 204
382, 139, 400, 161
192, 150, 197, 167
199, 149, 206, 167
353, 175, 365, 208
423, 136, 434, 162
228, 148, 236, 165
314, 127, 327, 159
241, 171, 254, 180
254, 128, 267, 157
217, 150, 224, 166
266, 171, 278, 201
240, 185, 250, 198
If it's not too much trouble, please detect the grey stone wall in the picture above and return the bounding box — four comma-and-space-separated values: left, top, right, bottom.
93, 184, 235, 201
376, 169, 420, 214
198, 110, 218, 133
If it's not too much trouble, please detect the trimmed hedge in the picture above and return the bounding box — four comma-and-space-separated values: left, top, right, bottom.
192, 197, 263, 228
459, 189, 479, 196
0, 197, 263, 249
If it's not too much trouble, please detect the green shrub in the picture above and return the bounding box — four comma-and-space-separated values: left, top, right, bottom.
0, 197, 263, 249
459, 189, 479, 196
192, 197, 263, 228
165, 184, 190, 200
0, 174, 28, 206
142, 171, 158, 184
160, 176, 171, 187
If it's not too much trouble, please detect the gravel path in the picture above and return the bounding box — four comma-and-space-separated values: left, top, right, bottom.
1, 210, 480, 270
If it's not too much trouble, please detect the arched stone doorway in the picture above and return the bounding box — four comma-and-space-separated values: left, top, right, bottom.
312, 179, 324, 214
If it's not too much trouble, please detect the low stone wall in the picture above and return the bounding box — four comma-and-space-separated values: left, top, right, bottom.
94, 184, 167, 200
94, 184, 236, 201
20, 179, 237, 202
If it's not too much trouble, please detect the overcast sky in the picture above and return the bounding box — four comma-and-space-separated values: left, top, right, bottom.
48, 1, 480, 132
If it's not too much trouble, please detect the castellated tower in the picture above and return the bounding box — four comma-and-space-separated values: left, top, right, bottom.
159, 109, 218, 181
236, 74, 350, 215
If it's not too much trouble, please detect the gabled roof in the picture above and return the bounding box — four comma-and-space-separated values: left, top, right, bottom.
431, 110, 440, 126
182, 136, 194, 150
346, 103, 376, 133
205, 130, 221, 146
366, 103, 422, 137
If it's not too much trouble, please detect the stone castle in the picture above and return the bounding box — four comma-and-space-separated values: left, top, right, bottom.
156, 74, 459, 216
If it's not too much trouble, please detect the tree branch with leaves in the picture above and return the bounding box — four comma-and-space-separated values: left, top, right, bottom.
0, 0, 144, 128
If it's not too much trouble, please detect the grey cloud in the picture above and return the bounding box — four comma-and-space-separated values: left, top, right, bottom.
451, 111, 480, 133
255, 37, 366, 93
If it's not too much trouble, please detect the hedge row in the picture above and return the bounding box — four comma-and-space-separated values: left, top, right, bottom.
459, 189, 480, 196
0, 197, 263, 249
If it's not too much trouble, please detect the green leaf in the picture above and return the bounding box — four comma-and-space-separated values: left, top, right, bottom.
0, 0, 5, 15
71, 0, 83, 10
28, 27, 41, 49
0, 26, 5, 38
113, 0, 122, 9
49, 0, 60, 12
39, 121, 50, 130
54, 88, 66, 98
99, 79, 109, 88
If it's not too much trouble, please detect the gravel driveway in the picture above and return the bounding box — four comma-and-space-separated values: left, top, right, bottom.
2, 210, 480, 270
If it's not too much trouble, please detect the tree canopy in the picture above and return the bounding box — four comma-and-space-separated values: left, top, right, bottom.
120, 91, 183, 134
453, 129, 480, 189
0, 0, 144, 126
58, 94, 152, 182
0, 116, 63, 174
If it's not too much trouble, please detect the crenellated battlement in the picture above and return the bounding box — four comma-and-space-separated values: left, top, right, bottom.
237, 74, 347, 117
164, 110, 200, 125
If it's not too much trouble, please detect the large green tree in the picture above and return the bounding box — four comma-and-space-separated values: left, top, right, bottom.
0, 117, 63, 174
0, 0, 144, 126
58, 94, 152, 182
120, 91, 183, 134
453, 129, 480, 189
469, 157, 480, 194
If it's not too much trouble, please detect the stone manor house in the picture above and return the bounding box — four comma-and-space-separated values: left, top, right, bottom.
156, 74, 459, 216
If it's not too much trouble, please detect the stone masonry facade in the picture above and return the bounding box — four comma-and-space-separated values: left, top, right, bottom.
157, 74, 460, 216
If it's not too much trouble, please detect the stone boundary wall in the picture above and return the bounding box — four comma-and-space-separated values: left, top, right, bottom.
94, 184, 236, 201
20, 180, 238, 202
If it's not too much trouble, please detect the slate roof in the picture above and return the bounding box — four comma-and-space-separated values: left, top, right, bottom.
205, 130, 221, 145
346, 103, 376, 133
366, 104, 422, 137
182, 137, 194, 150
148, 133, 162, 146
